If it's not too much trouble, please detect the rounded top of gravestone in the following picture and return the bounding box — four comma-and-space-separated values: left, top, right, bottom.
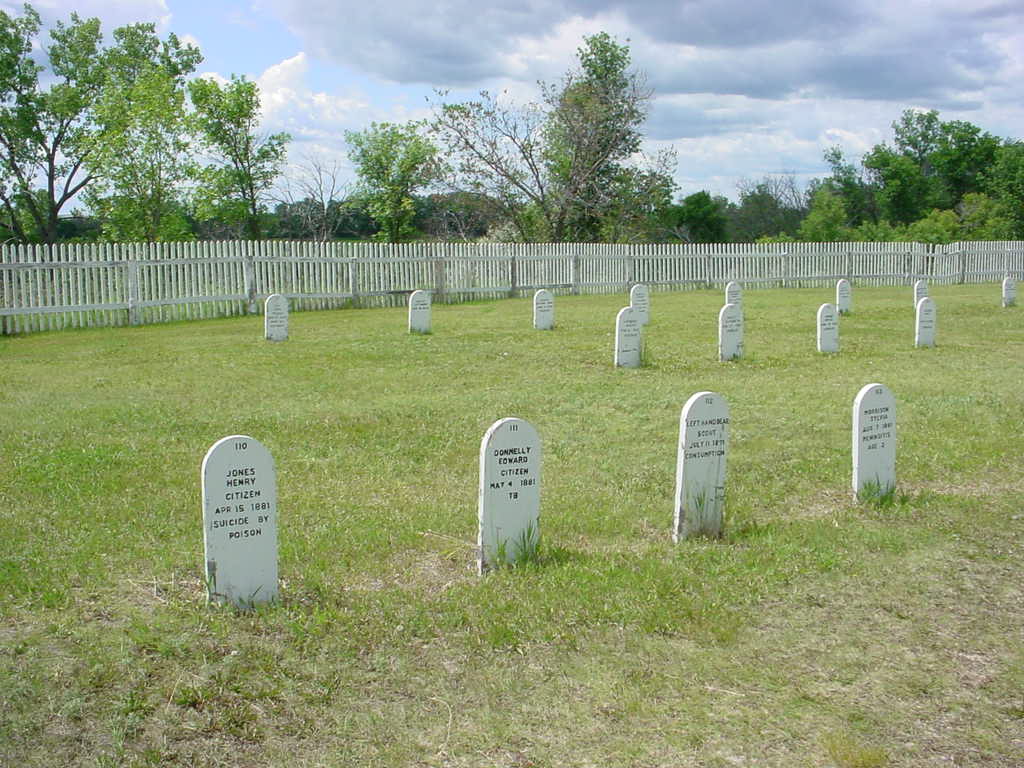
719, 302, 741, 319
853, 382, 894, 410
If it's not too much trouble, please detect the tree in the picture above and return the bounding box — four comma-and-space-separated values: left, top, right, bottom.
986, 141, 1024, 237
904, 208, 960, 245
84, 23, 201, 241
0, 5, 106, 244
931, 119, 999, 207
663, 190, 728, 242
416, 190, 503, 241
189, 75, 289, 239
798, 185, 849, 242
273, 154, 352, 241
728, 175, 808, 241
956, 192, 1014, 240
823, 146, 877, 226
345, 121, 441, 243
431, 32, 672, 242
862, 145, 932, 225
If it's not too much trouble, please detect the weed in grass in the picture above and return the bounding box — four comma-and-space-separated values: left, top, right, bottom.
857, 478, 897, 508
488, 521, 541, 572
822, 730, 890, 768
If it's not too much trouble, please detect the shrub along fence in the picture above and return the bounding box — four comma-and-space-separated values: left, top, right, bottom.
1, 239, 1021, 335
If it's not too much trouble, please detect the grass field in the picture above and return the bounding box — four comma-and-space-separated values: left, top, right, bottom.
1, 283, 1022, 767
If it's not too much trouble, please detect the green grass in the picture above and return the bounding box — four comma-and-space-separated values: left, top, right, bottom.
1, 283, 1022, 767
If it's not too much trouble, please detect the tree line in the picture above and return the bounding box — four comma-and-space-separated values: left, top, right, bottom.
1, 3, 1021, 247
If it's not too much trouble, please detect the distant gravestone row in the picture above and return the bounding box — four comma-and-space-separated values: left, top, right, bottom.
718, 303, 743, 361
725, 281, 742, 309
915, 297, 937, 348
264, 294, 288, 342
914, 279, 929, 307
533, 289, 554, 330
202, 377, 902, 606
408, 290, 431, 333
630, 283, 650, 326
817, 303, 839, 354
615, 306, 643, 368
1003, 277, 1016, 308
836, 279, 852, 315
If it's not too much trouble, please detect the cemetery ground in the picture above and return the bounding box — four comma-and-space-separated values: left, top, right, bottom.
1, 283, 1022, 768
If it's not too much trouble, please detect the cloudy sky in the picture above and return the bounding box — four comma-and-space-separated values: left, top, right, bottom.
14, 0, 1024, 201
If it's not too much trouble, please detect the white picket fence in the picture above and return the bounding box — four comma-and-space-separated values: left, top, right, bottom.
2, 239, 1021, 334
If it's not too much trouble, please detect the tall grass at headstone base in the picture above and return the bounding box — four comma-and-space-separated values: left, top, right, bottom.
1, 283, 1022, 767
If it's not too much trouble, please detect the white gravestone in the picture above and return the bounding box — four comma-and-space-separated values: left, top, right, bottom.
674, 391, 729, 541
202, 435, 278, 608
630, 283, 650, 326
1003, 277, 1016, 308
718, 303, 743, 361
725, 281, 742, 309
836, 279, 852, 315
533, 289, 554, 330
478, 418, 542, 573
614, 306, 642, 368
264, 293, 288, 342
915, 296, 936, 348
408, 290, 431, 333
817, 302, 839, 354
852, 384, 896, 499
913, 279, 928, 307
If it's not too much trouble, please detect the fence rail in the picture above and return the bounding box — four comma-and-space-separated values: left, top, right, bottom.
2, 240, 1021, 334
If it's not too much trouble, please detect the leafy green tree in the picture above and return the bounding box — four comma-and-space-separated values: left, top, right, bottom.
823, 146, 877, 226
848, 218, 905, 242
798, 185, 849, 241
956, 192, 1014, 240
189, 75, 289, 239
345, 121, 441, 242
931, 120, 1000, 207
664, 190, 728, 242
84, 23, 201, 241
986, 141, 1024, 237
904, 208, 961, 245
862, 145, 932, 225
0, 5, 106, 244
432, 32, 672, 242
892, 109, 943, 168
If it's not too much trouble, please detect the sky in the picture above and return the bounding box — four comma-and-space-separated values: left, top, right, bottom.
13, 0, 1024, 202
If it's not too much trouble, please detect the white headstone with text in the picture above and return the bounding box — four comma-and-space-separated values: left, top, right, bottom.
478, 418, 542, 573
913, 279, 928, 307
674, 391, 729, 541
630, 283, 650, 326
817, 302, 839, 353
408, 290, 431, 333
614, 306, 642, 368
852, 383, 896, 499
915, 296, 936, 348
1003, 277, 1016, 308
836, 279, 852, 315
718, 303, 743, 361
264, 293, 288, 342
202, 435, 278, 608
725, 281, 742, 309
533, 289, 554, 330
